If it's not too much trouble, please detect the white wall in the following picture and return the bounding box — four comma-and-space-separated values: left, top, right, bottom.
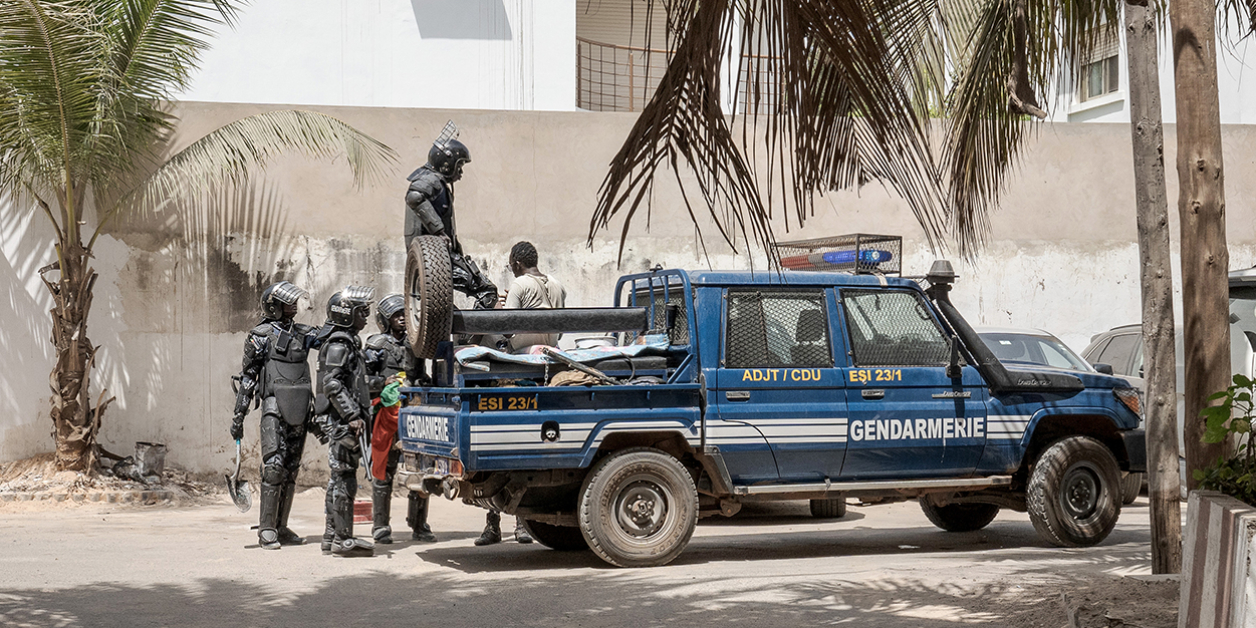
182, 0, 577, 111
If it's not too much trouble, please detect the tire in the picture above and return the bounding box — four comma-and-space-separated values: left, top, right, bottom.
405, 236, 453, 358
918, 496, 999, 532
1120, 472, 1143, 505
809, 498, 847, 519
578, 448, 699, 568
520, 520, 589, 552
1027, 436, 1122, 547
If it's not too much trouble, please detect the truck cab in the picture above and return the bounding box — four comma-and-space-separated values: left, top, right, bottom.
397, 237, 1145, 567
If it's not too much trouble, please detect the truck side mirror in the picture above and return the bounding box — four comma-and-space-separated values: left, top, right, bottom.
1092, 362, 1114, 375
947, 336, 962, 379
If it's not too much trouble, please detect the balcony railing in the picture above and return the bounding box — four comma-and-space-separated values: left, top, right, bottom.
576, 36, 782, 114
577, 37, 672, 112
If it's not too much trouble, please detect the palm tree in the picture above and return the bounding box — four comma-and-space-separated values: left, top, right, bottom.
0, 0, 395, 472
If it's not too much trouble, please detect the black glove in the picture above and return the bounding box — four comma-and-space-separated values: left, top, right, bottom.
230, 414, 244, 441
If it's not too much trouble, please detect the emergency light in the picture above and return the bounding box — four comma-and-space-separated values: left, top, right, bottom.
773, 233, 903, 275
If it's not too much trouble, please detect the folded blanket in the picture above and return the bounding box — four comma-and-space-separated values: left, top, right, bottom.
454, 334, 670, 372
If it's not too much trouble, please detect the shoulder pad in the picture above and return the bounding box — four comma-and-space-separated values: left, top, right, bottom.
407, 170, 444, 197
321, 339, 353, 369
365, 334, 390, 349
251, 323, 273, 336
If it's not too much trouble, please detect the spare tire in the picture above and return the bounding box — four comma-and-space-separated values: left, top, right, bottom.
405, 236, 453, 358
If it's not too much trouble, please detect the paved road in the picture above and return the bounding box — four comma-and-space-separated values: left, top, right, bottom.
0, 492, 1173, 627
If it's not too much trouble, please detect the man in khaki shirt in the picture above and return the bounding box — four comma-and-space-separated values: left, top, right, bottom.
502, 241, 567, 352
476, 241, 566, 547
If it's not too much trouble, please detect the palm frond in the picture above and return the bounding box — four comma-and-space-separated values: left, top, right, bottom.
592, 0, 948, 265
940, 0, 1120, 255
0, 0, 107, 207
96, 109, 396, 244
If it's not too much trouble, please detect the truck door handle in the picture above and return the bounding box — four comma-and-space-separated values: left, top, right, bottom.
725, 391, 751, 402
861, 389, 885, 400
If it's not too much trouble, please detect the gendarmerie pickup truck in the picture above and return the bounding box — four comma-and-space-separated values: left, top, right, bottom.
394, 234, 1146, 567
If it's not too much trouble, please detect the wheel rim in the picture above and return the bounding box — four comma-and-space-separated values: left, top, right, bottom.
408, 272, 424, 345
1060, 462, 1101, 520
613, 478, 670, 539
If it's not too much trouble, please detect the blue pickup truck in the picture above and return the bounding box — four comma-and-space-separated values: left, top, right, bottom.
396, 251, 1146, 567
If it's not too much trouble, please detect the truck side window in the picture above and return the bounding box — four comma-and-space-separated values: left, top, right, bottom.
1096, 333, 1139, 376
725, 290, 832, 368
841, 290, 950, 366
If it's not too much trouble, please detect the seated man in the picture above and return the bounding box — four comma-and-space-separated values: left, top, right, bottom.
502, 240, 567, 353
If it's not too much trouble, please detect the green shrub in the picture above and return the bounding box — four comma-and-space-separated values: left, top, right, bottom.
1194, 375, 1256, 506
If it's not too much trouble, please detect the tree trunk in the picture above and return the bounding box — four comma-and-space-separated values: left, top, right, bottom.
1169, 0, 1230, 488
1124, 0, 1182, 574
39, 242, 101, 473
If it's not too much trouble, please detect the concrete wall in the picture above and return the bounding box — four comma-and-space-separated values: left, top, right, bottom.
182, 0, 577, 111
4, 103, 1256, 476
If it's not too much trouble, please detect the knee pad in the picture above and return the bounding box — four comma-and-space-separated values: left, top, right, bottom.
261, 464, 286, 486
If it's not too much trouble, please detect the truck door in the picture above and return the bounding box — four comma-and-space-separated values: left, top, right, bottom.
837, 288, 987, 479
713, 288, 849, 482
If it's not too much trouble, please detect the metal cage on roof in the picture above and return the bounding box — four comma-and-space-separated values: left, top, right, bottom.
773, 234, 903, 275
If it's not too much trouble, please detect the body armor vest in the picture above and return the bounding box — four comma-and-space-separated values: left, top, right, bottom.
366, 333, 410, 379
318, 330, 371, 419
257, 321, 314, 426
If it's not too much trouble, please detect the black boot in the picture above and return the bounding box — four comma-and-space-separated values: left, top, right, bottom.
321, 480, 335, 554
372, 480, 393, 545
275, 481, 305, 546
514, 519, 533, 544
330, 471, 372, 557
474, 510, 502, 546
258, 483, 282, 550
407, 492, 436, 543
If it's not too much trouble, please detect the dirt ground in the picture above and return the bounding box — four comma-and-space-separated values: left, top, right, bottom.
0, 473, 1179, 628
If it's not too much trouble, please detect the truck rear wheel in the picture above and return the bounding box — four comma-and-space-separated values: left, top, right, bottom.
918, 496, 999, 532
520, 520, 588, 552
809, 498, 847, 519
405, 236, 453, 359
578, 448, 698, 567
1027, 436, 1121, 547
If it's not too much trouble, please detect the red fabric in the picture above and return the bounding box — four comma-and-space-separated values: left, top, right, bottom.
371, 403, 399, 481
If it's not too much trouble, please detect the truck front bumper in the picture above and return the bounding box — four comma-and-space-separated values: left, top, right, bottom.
1122, 429, 1147, 473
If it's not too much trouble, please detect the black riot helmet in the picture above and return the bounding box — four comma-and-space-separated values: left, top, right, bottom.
375, 293, 406, 334
427, 121, 471, 182
326, 285, 375, 330
429, 138, 470, 182
260, 281, 307, 322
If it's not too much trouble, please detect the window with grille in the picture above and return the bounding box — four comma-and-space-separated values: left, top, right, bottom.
725, 290, 832, 368
634, 288, 689, 345
841, 290, 950, 366
1080, 27, 1120, 101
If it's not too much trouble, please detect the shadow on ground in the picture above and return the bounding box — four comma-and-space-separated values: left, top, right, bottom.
0, 567, 1177, 628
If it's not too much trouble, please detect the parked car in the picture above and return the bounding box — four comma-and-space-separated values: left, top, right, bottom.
975, 327, 1094, 373
1079, 264, 1256, 502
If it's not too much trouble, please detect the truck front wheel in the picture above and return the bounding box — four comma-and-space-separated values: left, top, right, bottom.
809, 498, 847, 519
918, 496, 999, 532
1027, 436, 1121, 547
578, 448, 699, 567
520, 520, 588, 552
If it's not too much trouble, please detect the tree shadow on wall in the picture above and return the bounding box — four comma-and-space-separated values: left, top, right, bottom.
0, 191, 58, 439
411, 0, 513, 40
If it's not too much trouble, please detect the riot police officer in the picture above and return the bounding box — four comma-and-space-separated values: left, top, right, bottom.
364, 294, 436, 544
404, 123, 498, 310
232, 281, 317, 550
314, 286, 376, 557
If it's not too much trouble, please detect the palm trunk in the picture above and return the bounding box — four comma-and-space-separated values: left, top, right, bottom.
1124, 0, 1181, 574
39, 240, 102, 472
1169, 0, 1230, 488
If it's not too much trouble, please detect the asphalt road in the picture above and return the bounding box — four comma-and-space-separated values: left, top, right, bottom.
0, 491, 1174, 628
